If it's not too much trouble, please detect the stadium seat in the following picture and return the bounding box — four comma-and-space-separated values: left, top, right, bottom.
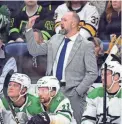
4, 42, 28, 56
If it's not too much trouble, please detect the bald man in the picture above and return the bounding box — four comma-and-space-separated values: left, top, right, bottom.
25, 12, 98, 124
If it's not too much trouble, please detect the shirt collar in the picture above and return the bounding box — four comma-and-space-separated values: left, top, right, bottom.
65, 32, 79, 42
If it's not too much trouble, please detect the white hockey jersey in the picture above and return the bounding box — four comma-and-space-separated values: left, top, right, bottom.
0, 109, 28, 124
54, 2, 99, 38
81, 87, 122, 124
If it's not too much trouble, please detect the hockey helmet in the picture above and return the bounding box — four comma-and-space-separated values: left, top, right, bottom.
37, 76, 60, 95
101, 61, 122, 80
10, 73, 31, 89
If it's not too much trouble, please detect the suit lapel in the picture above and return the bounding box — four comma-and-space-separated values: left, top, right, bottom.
66, 34, 82, 67
52, 35, 65, 61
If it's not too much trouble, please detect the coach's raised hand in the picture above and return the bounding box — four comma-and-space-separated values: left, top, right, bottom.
27, 15, 39, 29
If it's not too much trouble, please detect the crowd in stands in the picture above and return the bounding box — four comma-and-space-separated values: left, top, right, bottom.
0, 0, 121, 124
98, 0, 121, 42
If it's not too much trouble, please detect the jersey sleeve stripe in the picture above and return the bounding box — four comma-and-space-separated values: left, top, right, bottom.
82, 23, 97, 36
79, 20, 85, 27
9, 28, 20, 35
82, 115, 96, 121
57, 110, 72, 117
57, 112, 72, 121
41, 30, 51, 39
37, 6, 43, 14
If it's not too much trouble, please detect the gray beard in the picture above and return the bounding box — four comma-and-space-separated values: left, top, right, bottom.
59, 29, 68, 35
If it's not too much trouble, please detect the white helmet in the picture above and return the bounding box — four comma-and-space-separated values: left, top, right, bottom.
37, 76, 60, 95
101, 61, 122, 80
9, 73, 31, 102
10, 73, 31, 89
101, 61, 122, 90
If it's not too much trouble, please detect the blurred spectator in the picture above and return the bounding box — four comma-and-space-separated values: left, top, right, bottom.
98, 0, 121, 42
33, 1, 61, 40
54, 1, 99, 39
104, 34, 122, 63
0, 5, 10, 74
38, 1, 64, 7
88, 37, 104, 57
104, 34, 117, 54
0, 5, 10, 43
90, 1, 107, 16
105, 34, 121, 55
88, 37, 104, 83
0, 40, 5, 75
9, 0, 45, 42
0, 1, 24, 18
9, 1, 62, 42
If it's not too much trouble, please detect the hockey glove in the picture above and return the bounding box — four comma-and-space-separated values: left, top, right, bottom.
27, 112, 50, 124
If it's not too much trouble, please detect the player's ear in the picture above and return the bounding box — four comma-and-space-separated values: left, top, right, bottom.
50, 90, 56, 97
21, 87, 27, 94
113, 73, 120, 81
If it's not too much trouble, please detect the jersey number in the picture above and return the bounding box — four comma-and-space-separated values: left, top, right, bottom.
91, 16, 99, 26
62, 103, 70, 110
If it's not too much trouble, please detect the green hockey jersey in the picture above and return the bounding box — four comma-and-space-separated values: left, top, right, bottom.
0, 91, 75, 124
0, 93, 43, 118
39, 91, 74, 124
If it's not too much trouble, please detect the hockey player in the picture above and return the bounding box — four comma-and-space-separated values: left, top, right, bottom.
54, 1, 99, 38
27, 76, 76, 124
0, 73, 43, 123
81, 60, 122, 124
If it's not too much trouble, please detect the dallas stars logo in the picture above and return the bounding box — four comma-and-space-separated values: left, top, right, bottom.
96, 108, 120, 123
